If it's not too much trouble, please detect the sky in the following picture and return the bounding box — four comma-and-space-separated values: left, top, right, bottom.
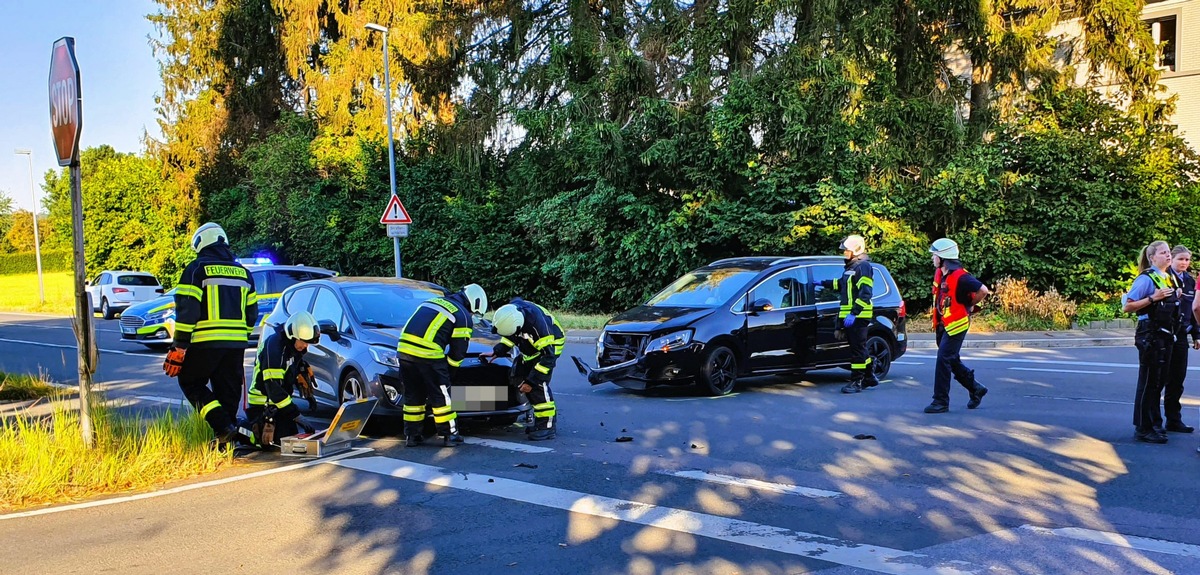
0, 0, 162, 213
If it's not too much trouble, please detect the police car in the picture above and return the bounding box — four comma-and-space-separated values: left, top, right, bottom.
119, 259, 337, 350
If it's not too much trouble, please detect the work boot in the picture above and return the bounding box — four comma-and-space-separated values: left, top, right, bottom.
862, 378, 879, 389
1135, 428, 1168, 444
405, 434, 424, 447
441, 433, 465, 447
528, 428, 556, 441
967, 384, 988, 409
924, 403, 949, 414
1165, 421, 1195, 433
841, 380, 864, 394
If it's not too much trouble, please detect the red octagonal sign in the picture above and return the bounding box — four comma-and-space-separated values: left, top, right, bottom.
49, 37, 83, 167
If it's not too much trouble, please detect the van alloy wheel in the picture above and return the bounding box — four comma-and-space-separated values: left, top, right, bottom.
698, 346, 737, 396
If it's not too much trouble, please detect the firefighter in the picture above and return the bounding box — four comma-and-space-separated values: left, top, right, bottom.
819, 234, 878, 394
1123, 241, 1181, 444
245, 311, 323, 447
397, 284, 488, 447
925, 238, 990, 414
484, 299, 566, 440
162, 222, 257, 447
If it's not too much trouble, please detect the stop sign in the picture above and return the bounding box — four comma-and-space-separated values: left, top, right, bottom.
49, 37, 82, 167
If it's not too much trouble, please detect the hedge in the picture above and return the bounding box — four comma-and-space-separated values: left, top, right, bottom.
0, 251, 72, 275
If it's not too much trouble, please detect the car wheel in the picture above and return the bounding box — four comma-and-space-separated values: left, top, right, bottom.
867, 335, 893, 380
697, 345, 738, 396
340, 369, 367, 405
101, 298, 114, 320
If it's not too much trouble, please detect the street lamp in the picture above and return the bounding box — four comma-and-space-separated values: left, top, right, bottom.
13, 148, 45, 304
365, 22, 402, 278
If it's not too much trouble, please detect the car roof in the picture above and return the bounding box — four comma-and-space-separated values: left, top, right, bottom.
703, 256, 844, 271
289, 276, 448, 292
99, 270, 156, 275
244, 263, 337, 275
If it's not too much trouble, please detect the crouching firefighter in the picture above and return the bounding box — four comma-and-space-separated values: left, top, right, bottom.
488, 299, 566, 441
397, 284, 488, 447
819, 234, 879, 394
163, 222, 256, 448
245, 311, 323, 447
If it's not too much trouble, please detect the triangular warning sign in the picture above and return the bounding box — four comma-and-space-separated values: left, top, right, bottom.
379, 195, 413, 224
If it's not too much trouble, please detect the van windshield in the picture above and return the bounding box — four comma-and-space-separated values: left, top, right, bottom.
645, 268, 757, 308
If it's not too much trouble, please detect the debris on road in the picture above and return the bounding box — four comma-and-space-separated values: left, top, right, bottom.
615, 436, 633, 442
515, 462, 538, 469
853, 434, 877, 440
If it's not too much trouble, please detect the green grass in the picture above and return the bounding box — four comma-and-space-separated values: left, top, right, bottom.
549, 310, 611, 330
0, 393, 232, 511
0, 372, 59, 401
0, 271, 76, 315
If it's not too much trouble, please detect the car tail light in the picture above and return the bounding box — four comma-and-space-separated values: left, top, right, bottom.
898, 299, 906, 317
113, 288, 130, 294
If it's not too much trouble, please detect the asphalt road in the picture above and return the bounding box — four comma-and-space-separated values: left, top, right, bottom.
2, 311, 1200, 574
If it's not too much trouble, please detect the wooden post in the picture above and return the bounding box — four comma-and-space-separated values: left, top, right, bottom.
70, 162, 95, 447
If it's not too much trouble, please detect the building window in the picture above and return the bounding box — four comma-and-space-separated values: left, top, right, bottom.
1147, 16, 1178, 72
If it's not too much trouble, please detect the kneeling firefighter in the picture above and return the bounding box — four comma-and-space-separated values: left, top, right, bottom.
488, 299, 565, 440
245, 311, 322, 447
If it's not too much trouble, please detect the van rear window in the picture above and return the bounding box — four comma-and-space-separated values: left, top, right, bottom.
118, 275, 159, 286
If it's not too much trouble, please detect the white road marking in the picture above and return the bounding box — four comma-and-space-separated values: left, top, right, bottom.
1019, 525, 1200, 559
132, 395, 188, 406
1008, 367, 1112, 375
893, 361, 925, 365
0, 448, 373, 521
335, 456, 983, 575
1023, 394, 1129, 406
663, 469, 841, 498
0, 337, 149, 357
904, 354, 1200, 371
461, 436, 554, 453
0, 321, 122, 334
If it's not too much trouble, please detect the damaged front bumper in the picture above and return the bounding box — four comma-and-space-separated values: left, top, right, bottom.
571, 343, 705, 390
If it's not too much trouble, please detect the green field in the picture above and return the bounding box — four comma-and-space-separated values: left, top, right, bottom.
0, 272, 77, 315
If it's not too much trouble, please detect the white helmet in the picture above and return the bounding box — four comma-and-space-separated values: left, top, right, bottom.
929, 238, 960, 260
284, 311, 321, 343
190, 222, 228, 253
492, 304, 524, 336
839, 234, 866, 256
461, 284, 488, 315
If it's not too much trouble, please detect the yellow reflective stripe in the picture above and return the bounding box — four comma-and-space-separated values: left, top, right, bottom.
533, 401, 556, 416
945, 317, 970, 335
422, 314, 448, 342
522, 353, 539, 362
197, 319, 252, 328
199, 400, 221, 418
447, 357, 464, 367
500, 337, 516, 348
263, 368, 286, 379
452, 327, 472, 339
534, 364, 551, 374
206, 284, 220, 321
855, 300, 872, 308
398, 345, 444, 359
532, 334, 554, 350
832, 279, 840, 289
176, 285, 202, 300
858, 277, 874, 286
431, 405, 453, 415
431, 404, 457, 423
275, 396, 293, 409
246, 292, 258, 305
190, 330, 251, 343
174, 323, 195, 333
247, 394, 268, 405
403, 413, 425, 422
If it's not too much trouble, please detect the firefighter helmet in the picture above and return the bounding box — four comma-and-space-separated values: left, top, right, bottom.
839, 234, 866, 256
190, 222, 228, 252
461, 284, 488, 315
929, 238, 960, 260
492, 304, 524, 336
284, 311, 321, 343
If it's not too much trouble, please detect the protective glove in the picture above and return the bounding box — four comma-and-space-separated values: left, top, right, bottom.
843, 314, 856, 328
295, 364, 315, 401
294, 415, 316, 434
163, 347, 186, 378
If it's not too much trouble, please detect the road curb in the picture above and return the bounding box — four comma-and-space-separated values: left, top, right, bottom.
566, 335, 1133, 349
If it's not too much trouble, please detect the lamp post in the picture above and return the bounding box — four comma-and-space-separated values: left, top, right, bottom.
13, 148, 45, 304
365, 22, 402, 278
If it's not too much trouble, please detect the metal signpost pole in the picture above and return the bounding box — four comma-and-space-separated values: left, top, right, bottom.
14, 149, 45, 304
366, 23, 403, 278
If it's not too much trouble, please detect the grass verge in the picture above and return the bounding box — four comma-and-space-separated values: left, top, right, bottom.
0, 372, 59, 401
0, 271, 75, 315
0, 393, 231, 511
550, 310, 611, 330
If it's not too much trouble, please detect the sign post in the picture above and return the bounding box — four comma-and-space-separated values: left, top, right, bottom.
50, 36, 94, 448
379, 196, 412, 276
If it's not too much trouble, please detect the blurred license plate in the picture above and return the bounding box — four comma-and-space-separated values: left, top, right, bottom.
452, 385, 507, 411
122, 327, 136, 334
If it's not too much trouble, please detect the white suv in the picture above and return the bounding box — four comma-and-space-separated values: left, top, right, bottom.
87, 271, 164, 319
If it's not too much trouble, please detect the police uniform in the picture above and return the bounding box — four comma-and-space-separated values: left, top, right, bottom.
1129, 269, 1181, 441
492, 298, 565, 437
397, 291, 474, 443
173, 244, 257, 438
1167, 268, 1197, 433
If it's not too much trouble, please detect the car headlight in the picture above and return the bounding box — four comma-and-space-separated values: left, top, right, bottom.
596, 330, 606, 362
646, 330, 693, 353
369, 346, 400, 368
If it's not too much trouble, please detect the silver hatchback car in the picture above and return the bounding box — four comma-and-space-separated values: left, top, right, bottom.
261, 277, 530, 426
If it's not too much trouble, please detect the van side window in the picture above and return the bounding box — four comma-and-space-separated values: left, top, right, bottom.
811, 265, 843, 303
753, 268, 808, 309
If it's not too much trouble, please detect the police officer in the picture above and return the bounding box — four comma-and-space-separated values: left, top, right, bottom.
245, 311, 323, 447
1167, 246, 1197, 435
397, 284, 488, 447
486, 298, 566, 440
1124, 241, 1181, 444
162, 222, 257, 446
819, 234, 878, 394
925, 238, 990, 414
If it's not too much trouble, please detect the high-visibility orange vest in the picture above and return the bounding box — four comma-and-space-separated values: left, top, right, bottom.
933, 268, 970, 335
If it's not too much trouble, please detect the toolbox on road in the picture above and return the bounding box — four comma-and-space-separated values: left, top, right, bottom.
280, 398, 376, 457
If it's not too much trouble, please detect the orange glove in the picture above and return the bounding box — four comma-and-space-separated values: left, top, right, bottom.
163, 347, 186, 378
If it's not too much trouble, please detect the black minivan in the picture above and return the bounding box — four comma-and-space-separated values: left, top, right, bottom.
572, 256, 908, 395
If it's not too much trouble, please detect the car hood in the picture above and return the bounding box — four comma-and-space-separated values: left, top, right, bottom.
604, 305, 714, 335
359, 327, 496, 355
121, 295, 175, 317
